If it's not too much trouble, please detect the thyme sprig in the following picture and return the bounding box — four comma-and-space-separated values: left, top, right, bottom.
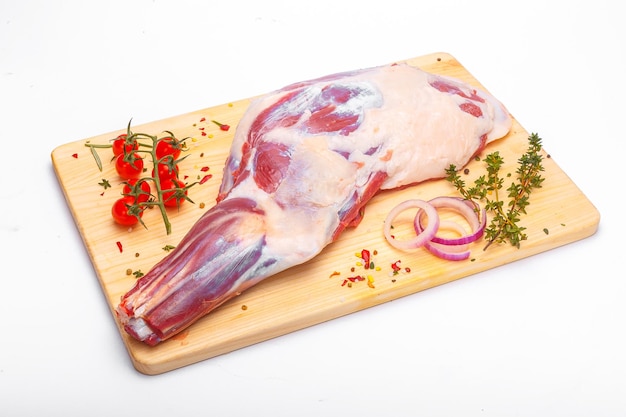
445, 133, 545, 250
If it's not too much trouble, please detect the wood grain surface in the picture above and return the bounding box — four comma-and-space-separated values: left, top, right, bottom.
51, 52, 600, 375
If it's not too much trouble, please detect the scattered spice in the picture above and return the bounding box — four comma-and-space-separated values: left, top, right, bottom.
200, 166, 210, 172
162, 244, 176, 252
200, 174, 212, 184
241, 305, 248, 311
211, 120, 230, 131
342, 276, 366, 287
334, 250, 409, 288
361, 249, 371, 269
199, 202, 206, 209
126, 268, 132, 275
543, 228, 549, 235
72, 153, 78, 159
135, 252, 140, 257
349, 276, 365, 282
133, 270, 144, 278
116, 241, 123, 253
391, 260, 402, 275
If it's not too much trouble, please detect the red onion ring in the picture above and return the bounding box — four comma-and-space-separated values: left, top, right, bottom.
384, 196, 486, 261
415, 196, 486, 246
419, 220, 471, 261
383, 199, 440, 251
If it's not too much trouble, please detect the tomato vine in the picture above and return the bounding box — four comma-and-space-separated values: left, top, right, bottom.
85, 120, 201, 235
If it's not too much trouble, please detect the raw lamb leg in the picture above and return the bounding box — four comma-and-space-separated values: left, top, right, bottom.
116, 63, 512, 346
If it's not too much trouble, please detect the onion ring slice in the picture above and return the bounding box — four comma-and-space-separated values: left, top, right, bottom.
415, 196, 486, 246
421, 220, 471, 261
383, 199, 439, 251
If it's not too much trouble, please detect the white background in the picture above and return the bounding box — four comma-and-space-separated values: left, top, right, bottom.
1, 1, 624, 415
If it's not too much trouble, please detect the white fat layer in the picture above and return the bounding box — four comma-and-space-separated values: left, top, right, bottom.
127, 317, 153, 340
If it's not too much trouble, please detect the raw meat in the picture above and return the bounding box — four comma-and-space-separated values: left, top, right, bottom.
116, 63, 512, 346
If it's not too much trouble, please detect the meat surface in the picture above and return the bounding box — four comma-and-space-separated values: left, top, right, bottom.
116, 63, 512, 346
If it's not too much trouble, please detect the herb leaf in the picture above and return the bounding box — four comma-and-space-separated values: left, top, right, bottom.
98, 178, 111, 190
446, 133, 545, 250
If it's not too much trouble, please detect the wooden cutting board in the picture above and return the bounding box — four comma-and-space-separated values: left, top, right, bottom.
51, 52, 600, 375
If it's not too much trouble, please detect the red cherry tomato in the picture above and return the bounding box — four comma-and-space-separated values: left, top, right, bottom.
122, 179, 151, 203
152, 162, 179, 181
161, 178, 187, 208
112, 134, 139, 157
111, 197, 143, 226
115, 153, 144, 180
156, 136, 182, 160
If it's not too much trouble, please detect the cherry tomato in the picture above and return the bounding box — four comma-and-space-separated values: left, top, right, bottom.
115, 153, 144, 180
156, 136, 182, 160
152, 162, 179, 181
111, 197, 143, 226
161, 178, 187, 208
112, 134, 139, 157
122, 179, 151, 203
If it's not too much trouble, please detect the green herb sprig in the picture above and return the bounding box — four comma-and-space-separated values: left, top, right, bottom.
445, 133, 545, 250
